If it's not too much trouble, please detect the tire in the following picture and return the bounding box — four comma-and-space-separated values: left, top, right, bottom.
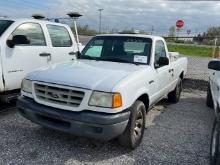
168, 78, 182, 103
118, 100, 146, 149
210, 119, 220, 165
207, 83, 214, 108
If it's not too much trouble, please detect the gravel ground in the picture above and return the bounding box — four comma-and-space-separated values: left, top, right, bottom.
0, 89, 215, 165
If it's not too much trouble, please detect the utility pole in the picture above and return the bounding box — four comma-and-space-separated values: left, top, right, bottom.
98, 8, 104, 34
151, 26, 154, 35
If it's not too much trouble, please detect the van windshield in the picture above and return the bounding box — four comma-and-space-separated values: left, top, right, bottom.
81, 36, 152, 65
0, 20, 14, 37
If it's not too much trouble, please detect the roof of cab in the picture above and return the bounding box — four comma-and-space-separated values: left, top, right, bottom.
0, 18, 68, 26
96, 34, 164, 41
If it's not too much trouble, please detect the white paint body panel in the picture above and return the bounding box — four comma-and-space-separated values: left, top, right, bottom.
209, 62, 220, 113
0, 18, 78, 93
23, 35, 188, 114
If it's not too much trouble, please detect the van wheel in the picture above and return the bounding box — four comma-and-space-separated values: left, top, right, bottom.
168, 78, 182, 103
118, 100, 146, 149
207, 84, 214, 108
210, 119, 220, 165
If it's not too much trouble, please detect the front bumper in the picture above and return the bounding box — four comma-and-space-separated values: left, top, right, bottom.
17, 97, 130, 141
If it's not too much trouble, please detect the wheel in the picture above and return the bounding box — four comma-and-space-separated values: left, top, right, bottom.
118, 100, 146, 149
210, 119, 220, 165
207, 83, 214, 108
168, 78, 182, 103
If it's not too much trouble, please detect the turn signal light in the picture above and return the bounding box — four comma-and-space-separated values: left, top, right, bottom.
112, 93, 122, 108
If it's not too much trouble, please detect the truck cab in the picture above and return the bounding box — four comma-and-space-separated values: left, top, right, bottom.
0, 18, 79, 102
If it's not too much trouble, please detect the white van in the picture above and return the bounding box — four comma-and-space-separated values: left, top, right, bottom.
0, 18, 80, 102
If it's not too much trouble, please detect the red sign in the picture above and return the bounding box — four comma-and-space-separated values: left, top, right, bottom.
176, 20, 184, 29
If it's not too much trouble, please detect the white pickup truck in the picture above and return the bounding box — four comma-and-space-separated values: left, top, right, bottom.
0, 18, 80, 102
17, 34, 187, 149
206, 60, 220, 165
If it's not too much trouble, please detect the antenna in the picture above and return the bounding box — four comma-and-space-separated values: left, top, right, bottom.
32, 14, 45, 20
67, 12, 83, 53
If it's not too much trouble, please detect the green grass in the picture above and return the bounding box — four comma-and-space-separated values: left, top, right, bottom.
167, 43, 214, 58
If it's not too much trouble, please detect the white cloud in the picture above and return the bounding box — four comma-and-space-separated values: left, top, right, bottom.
1, 0, 220, 34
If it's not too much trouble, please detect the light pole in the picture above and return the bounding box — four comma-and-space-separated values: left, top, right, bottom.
67, 12, 82, 52
98, 8, 104, 34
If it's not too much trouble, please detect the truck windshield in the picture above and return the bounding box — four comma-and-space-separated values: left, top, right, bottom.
81, 36, 152, 65
0, 20, 14, 37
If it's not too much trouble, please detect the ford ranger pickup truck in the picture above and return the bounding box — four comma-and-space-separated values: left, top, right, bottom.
17, 34, 188, 149
0, 18, 82, 102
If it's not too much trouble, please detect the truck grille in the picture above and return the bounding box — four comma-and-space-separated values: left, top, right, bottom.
34, 83, 85, 107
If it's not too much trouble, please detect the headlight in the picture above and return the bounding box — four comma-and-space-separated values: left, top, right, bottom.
89, 91, 122, 108
21, 79, 32, 94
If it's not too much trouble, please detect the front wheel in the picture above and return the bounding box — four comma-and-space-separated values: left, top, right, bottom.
210, 119, 220, 165
118, 100, 146, 149
168, 78, 182, 103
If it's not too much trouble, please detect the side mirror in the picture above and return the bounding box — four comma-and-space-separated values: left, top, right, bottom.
208, 60, 220, 71
7, 35, 30, 48
76, 51, 81, 59
158, 57, 169, 67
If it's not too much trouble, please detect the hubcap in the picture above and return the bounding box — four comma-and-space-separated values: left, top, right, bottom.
133, 110, 144, 141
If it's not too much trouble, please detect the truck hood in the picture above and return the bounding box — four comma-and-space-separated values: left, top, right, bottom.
26, 60, 145, 92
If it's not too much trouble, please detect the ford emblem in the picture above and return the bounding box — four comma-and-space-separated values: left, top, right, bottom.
51, 93, 59, 99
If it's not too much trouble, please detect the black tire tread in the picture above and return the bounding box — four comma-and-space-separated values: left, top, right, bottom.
118, 100, 146, 149
168, 78, 182, 103
207, 84, 214, 108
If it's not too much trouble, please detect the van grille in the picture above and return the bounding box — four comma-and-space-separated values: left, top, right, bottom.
34, 83, 85, 107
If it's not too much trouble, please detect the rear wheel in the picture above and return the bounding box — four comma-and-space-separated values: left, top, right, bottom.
210, 119, 220, 165
118, 100, 146, 149
207, 83, 214, 108
168, 78, 182, 103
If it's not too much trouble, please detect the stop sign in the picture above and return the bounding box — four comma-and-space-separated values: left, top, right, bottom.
176, 20, 184, 29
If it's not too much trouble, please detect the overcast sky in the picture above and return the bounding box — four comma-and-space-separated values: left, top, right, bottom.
0, 0, 220, 34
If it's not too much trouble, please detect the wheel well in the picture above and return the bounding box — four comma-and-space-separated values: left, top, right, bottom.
137, 94, 149, 111
180, 71, 184, 79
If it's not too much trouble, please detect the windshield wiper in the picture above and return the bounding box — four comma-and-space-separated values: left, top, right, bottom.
100, 57, 139, 65
80, 55, 98, 60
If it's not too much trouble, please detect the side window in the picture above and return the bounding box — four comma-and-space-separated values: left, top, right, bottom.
155, 40, 167, 67
47, 25, 72, 47
12, 23, 46, 46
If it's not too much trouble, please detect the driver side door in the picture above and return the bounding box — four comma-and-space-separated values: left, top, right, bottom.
3, 22, 50, 91
154, 40, 171, 99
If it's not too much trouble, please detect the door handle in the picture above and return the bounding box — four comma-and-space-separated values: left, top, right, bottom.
69, 51, 76, 55
168, 69, 174, 73
39, 53, 51, 57
149, 80, 154, 84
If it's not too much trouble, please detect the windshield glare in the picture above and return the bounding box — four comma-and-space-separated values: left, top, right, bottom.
81, 36, 152, 65
0, 20, 13, 37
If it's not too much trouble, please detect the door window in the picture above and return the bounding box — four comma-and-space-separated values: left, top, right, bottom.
47, 25, 72, 47
12, 23, 46, 46
155, 40, 167, 68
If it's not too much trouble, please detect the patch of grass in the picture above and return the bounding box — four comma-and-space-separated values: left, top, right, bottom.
167, 44, 214, 58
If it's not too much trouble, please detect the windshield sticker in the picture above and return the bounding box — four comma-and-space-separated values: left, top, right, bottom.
134, 55, 148, 63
